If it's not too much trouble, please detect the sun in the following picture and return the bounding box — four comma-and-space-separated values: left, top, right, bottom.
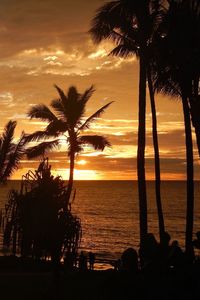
51, 168, 101, 180
77, 159, 87, 165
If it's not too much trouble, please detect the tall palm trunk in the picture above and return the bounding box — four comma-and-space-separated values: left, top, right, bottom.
182, 94, 194, 260
66, 151, 75, 208
194, 126, 200, 157
147, 67, 165, 241
137, 53, 148, 243
189, 100, 200, 158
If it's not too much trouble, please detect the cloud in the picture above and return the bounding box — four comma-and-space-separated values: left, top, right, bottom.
0, 0, 128, 63
0, 0, 102, 56
16, 150, 200, 180
0, 43, 136, 78
0, 92, 14, 106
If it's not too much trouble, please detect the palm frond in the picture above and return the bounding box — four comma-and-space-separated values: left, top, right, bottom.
24, 131, 57, 143
54, 85, 81, 128
79, 85, 95, 106
54, 85, 68, 107
153, 71, 181, 98
68, 142, 83, 156
75, 85, 95, 121
78, 102, 113, 132
78, 135, 111, 151
110, 43, 138, 57
26, 140, 60, 159
1, 132, 27, 182
89, 1, 119, 43
89, 1, 133, 44
50, 99, 66, 121
111, 23, 140, 46
27, 104, 58, 122
0, 121, 17, 172
46, 120, 68, 134
67, 86, 80, 103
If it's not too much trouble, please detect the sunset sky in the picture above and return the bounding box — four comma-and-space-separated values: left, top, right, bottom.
0, 0, 199, 180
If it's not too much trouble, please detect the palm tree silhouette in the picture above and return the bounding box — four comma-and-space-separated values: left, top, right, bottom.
0, 120, 27, 183
173, 0, 200, 159
153, 0, 200, 260
159, 0, 200, 155
26, 85, 112, 206
107, 29, 165, 242
154, 70, 194, 260
90, 0, 165, 243
153, 44, 194, 260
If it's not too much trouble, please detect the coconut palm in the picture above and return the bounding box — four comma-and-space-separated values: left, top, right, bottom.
153, 48, 195, 260
154, 70, 194, 259
159, 0, 200, 155
90, 0, 166, 242
153, 0, 200, 260
106, 31, 165, 241
147, 67, 165, 240
0, 120, 27, 183
173, 1, 200, 159
26, 85, 112, 207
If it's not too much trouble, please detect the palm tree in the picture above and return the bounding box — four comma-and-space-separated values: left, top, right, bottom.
0, 120, 27, 183
107, 32, 165, 241
175, 1, 200, 160
153, 48, 195, 260
147, 67, 165, 240
153, 0, 200, 260
154, 73, 194, 260
160, 0, 200, 156
90, 0, 166, 243
26, 85, 112, 207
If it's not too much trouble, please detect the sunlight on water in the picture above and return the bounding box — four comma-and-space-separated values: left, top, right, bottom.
0, 181, 200, 262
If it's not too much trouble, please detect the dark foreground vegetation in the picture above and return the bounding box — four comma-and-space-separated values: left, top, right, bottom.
1, 250, 200, 300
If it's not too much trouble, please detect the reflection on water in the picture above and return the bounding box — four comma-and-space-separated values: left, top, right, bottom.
0, 180, 200, 263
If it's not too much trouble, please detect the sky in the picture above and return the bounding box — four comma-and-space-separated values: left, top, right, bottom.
0, 0, 199, 180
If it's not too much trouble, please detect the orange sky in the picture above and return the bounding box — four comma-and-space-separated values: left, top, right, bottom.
0, 0, 199, 180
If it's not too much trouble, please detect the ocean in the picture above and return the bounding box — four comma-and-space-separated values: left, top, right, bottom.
0, 180, 200, 263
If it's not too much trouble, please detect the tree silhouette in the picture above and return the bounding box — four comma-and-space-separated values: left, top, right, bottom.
107, 23, 165, 242
90, 0, 166, 243
1, 158, 82, 262
158, 0, 200, 156
0, 120, 27, 183
26, 85, 112, 206
152, 0, 200, 260
153, 33, 195, 261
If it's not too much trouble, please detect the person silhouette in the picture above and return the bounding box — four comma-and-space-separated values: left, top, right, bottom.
79, 251, 87, 271
139, 233, 160, 268
168, 240, 184, 268
193, 231, 200, 249
121, 247, 138, 274
88, 251, 95, 270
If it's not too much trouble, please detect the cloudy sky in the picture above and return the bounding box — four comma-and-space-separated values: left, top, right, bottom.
0, 0, 198, 180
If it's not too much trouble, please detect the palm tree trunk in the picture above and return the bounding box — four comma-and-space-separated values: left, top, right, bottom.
137, 53, 148, 243
189, 76, 200, 157
193, 125, 200, 157
147, 67, 165, 241
189, 99, 200, 158
182, 95, 194, 261
66, 151, 75, 208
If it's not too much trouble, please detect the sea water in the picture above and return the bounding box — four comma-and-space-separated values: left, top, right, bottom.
0, 180, 200, 262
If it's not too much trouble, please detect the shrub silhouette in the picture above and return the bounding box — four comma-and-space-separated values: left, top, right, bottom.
1, 158, 81, 263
